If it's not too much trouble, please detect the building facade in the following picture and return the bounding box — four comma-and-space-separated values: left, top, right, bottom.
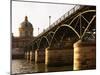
12, 16, 34, 59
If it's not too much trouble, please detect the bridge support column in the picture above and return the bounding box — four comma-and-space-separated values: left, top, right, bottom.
45, 46, 73, 67
26, 51, 30, 62
24, 51, 27, 59
73, 40, 96, 70
29, 51, 35, 63
35, 49, 45, 63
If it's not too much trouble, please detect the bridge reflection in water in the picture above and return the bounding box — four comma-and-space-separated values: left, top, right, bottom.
12, 59, 73, 74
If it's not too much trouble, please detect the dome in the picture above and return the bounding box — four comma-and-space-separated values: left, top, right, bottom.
19, 16, 34, 37
20, 16, 33, 29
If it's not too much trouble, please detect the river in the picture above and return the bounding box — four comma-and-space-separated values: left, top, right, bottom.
12, 59, 73, 74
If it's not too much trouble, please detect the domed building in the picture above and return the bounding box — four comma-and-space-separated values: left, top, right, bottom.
12, 16, 34, 59
19, 16, 33, 37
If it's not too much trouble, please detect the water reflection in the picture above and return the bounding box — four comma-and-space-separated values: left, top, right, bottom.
12, 59, 73, 74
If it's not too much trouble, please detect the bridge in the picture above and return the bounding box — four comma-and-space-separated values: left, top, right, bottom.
23, 5, 96, 70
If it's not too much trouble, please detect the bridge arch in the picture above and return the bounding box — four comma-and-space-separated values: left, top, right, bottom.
69, 10, 96, 26
47, 31, 54, 37
33, 42, 38, 50
69, 10, 96, 38
46, 31, 54, 43
50, 24, 80, 47
38, 36, 49, 49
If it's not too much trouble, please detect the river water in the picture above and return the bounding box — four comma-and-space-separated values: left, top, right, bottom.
12, 59, 73, 74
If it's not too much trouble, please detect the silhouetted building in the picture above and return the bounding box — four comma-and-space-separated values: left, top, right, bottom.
12, 16, 34, 59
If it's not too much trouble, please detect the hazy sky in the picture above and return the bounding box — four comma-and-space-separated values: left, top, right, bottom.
12, 1, 75, 36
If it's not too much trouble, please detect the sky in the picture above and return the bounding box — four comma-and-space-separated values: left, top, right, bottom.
12, 1, 75, 36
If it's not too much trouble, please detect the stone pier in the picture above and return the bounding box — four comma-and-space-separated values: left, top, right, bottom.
45, 45, 73, 67
73, 40, 96, 70
35, 49, 45, 63
24, 51, 27, 59
29, 51, 35, 63
26, 51, 30, 62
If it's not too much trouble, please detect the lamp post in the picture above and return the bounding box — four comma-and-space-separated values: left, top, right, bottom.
38, 27, 39, 35
49, 16, 51, 27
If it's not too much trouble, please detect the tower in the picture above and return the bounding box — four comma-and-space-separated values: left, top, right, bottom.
19, 16, 33, 37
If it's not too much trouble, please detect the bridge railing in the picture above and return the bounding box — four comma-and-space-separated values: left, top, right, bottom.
36, 5, 83, 38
